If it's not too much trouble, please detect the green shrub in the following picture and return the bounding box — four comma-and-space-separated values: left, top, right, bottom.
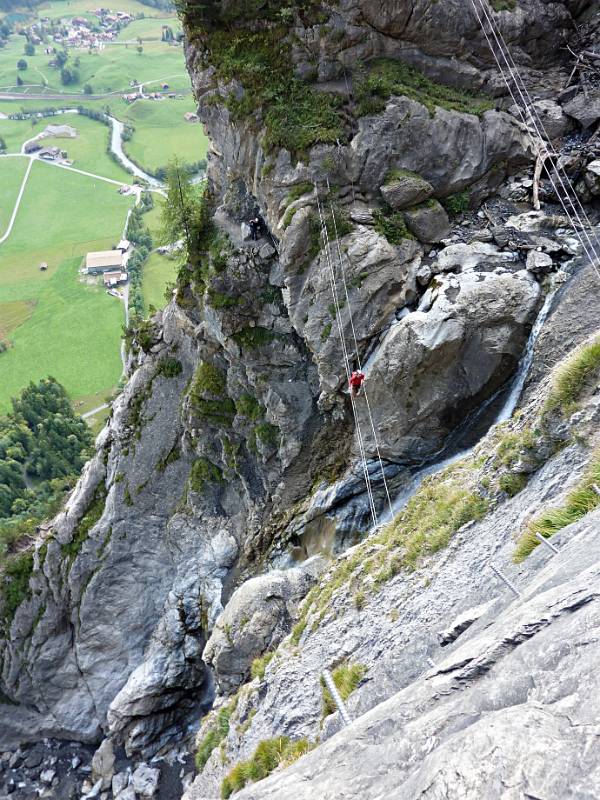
498, 472, 528, 497
156, 357, 183, 378
442, 191, 470, 216
513, 451, 600, 562
321, 662, 367, 718
286, 182, 314, 205
490, 0, 516, 10
321, 322, 332, 341
61, 486, 106, 566
189, 363, 236, 426
189, 458, 224, 493
282, 206, 298, 229
207, 289, 241, 309
373, 208, 413, 245
543, 336, 600, 419
203, 28, 344, 155
250, 650, 274, 681
354, 58, 494, 118
232, 327, 276, 349
221, 737, 313, 799
1, 550, 34, 626
235, 394, 263, 421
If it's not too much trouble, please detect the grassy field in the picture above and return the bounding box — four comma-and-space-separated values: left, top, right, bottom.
116, 15, 182, 42
143, 251, 177, 310
0, 117, 39, 152
0, 159, 130, 410
109, 97, 205, 172
0, 36, 189, 95
35, 114, 132, 181
40, 0, 171, 20
0, 156, 28, 233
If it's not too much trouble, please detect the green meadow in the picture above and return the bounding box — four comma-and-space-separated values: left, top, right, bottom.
142, 251, 178, 310
0, 156, 28, 233
0, 159, 130, 411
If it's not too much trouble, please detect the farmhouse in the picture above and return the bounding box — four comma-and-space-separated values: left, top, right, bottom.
103, 270, 128, 287
117, 239, 130, 253
85, 250, 124, 274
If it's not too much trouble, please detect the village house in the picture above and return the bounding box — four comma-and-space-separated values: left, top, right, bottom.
117, 239, 130, 253
85, 250, 123, 274
38, 146, 64, 161
103, 270, 128, 288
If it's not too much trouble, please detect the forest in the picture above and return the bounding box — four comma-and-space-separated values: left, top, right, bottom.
0, 377, 92, 563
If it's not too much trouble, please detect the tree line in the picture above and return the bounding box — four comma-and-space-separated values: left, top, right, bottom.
0, 378, 92, 557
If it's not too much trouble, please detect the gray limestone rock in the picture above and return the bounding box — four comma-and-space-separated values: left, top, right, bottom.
403, 200, 450, 244
203, 567, 318, 693
532, 98, 572, 140
526, 249, 554, 274
380, 173, 433, 210
358, 270, 540, 460
563, 90, 600, 129
131, 764, 160, 798
584, 159, 600, 196
91, 739, 114, 791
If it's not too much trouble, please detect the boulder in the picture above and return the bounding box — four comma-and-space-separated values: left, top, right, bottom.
91, 739, 114, 792
357, 270, 540, 461
131, 764, 160, 798
380, 173, 433, 210
563, 90, 600, 129
203, 567, 319, 693
526, 250, 553, 274
584, 159, 600, 196
403, 201, 450, 244
415, 263, 433, 286
287, 225, 422, 393
532, 99, 572, 140
436, 242, 516, 273
112, 772, 129, 797
115, 787, 137, 800
40, 769, 56, 785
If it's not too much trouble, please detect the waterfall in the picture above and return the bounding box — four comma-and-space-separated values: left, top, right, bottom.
377, 286, 557, 526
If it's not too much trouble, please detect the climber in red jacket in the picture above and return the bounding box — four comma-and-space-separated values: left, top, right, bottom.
349, 369, 365, 398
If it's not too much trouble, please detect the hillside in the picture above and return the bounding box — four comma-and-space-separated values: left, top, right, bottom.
2, 2, 600, 799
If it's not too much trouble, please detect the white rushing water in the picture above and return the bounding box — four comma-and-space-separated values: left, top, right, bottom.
376, 285, 558, 527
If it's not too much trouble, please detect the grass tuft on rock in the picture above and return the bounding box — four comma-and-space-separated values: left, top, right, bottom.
196, 702, 234, 773
354, 58, 494, 118
221, 737, 313, 798
250, 650, 274, 681
321, 662, 367, 718
542, 336, 600, 420
513, 451, 600, 562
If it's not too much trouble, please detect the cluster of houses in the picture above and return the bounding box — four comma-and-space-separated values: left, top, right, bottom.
27, 8, 135, 51
84, 241, 130, 289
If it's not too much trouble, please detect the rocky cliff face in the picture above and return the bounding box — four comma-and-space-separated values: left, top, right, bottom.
3, 2, 600, 799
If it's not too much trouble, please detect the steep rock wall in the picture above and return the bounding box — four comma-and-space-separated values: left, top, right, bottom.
0, 0, 592, 773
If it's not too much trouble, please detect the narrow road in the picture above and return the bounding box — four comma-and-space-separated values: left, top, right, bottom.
0, 157, 33, 244
82, 403, 110, 420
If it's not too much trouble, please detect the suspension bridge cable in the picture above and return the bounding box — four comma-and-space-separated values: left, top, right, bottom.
315, 188, 379, 526
325, 178, 394, 517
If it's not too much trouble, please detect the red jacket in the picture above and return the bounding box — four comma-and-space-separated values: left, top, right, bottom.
349, 371, 365, 388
